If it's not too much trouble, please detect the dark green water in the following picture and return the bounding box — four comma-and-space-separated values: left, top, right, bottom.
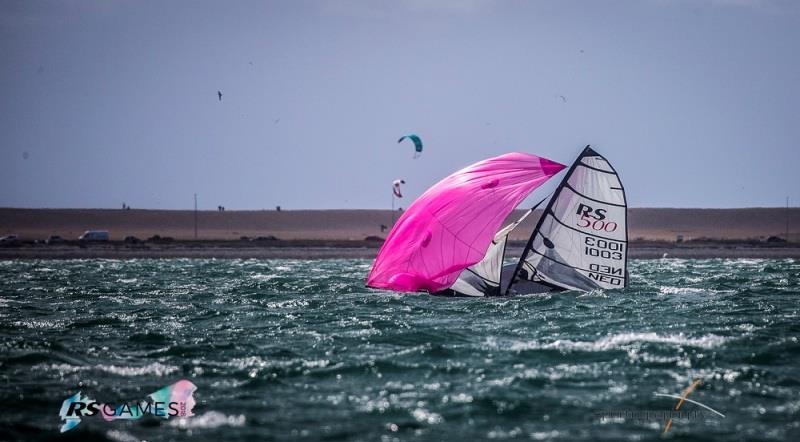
1, 258, 798, 441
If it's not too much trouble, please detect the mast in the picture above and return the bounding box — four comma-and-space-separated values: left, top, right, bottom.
503, 146, 588, 295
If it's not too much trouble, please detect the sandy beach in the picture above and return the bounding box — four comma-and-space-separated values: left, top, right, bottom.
1, 207, 797, 259
2, 207, 798, 241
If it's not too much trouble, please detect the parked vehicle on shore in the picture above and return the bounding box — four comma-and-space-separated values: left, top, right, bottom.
0, 234, 19, 246
78, 231, 109, 242
123, 235, 141, 244
45, 235, 65, 244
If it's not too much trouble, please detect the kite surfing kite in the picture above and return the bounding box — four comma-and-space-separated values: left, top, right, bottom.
392, 179, 405, 198
398, 134, 423, 159
367, 146, 628, 296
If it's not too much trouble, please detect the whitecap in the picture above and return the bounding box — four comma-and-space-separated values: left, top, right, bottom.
250, 273, 278, 281
14, 319, 66, 329
411, 408, 443, 424
97, 362, 178, 377
170, 411, 246, 429
448, 393, 473, 403
33, 361, 178, 377
487, 426, 523, 439
659, 286, 707, 295
265, 299, 309, 309
224, 356, 271, 370
302, 359, 330, 369
105, 430, 140, 442
530, 430, 561, 440
505, 332, 727, 353
33, 363, 90, 374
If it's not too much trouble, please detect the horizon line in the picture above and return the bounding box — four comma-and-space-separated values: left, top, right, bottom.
0, 206, 797, 211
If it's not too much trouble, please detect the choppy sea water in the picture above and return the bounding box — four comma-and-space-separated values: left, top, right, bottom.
0, 258, 798, 441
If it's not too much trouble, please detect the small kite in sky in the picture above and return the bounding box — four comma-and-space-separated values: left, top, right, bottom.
398, 134, 423, 159
392, 179, 405, 198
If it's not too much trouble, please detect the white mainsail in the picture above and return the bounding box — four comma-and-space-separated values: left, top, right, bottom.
507, 146, 628, 293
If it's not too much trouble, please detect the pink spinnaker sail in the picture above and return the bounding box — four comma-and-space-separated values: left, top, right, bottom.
367, 152, 565, 293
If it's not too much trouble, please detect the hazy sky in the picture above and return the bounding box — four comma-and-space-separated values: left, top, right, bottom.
1, 0, 798, 209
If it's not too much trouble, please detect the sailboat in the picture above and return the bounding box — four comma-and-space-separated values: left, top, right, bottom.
366, 146, 628, 296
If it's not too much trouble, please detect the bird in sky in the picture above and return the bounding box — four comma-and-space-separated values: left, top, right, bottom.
218, 91, 223, 101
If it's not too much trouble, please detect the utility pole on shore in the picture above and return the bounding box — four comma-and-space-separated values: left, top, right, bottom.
787, 196, 790, 242
194, 193, 198, 240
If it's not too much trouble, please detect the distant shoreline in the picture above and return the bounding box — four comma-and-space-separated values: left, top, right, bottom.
1, 207, 798, 242
1, 240, 798, 260
1, 207, 798, 260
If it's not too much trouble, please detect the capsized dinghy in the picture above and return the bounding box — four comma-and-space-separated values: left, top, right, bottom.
366, 152, 565, 293
366, 146, 628, 296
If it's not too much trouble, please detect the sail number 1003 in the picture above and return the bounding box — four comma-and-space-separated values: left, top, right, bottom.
584, 237, 624, 260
